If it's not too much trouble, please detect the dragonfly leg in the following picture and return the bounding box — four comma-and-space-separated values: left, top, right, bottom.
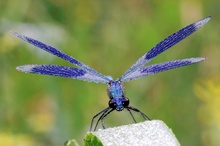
102, 120, 105, 129
126, 108, 137, 123
126, 106, 151, 121
90, 107, 110, 131
94, 108, 115, 131
94, 109, 110, 131
93, 108, 114, 131
100, 108, 115, 129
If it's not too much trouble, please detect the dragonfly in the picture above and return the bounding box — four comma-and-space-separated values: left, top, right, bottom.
13, 16, 210, 131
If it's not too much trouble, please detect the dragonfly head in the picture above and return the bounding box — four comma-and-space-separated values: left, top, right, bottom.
109, 97, 129, 111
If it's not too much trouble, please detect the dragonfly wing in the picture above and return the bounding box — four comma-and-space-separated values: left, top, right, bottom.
16, 65, 109, 83
121, 57, 205, 82
12, 32, 110, 83
121, 16, 211, 80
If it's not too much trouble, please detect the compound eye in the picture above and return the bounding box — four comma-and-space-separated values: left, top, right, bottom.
109, 99, 116, 109
108, 80, 113, 86
122, 98, 129, 107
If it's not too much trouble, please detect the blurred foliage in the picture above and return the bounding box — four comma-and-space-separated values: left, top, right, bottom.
194, 76, 220, 146
0, 0, 220, 145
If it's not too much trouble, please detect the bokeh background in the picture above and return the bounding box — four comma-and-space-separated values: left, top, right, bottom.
0, 0, 220, 145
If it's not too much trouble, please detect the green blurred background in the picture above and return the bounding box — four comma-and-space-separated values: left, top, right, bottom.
0, 0, 220, 145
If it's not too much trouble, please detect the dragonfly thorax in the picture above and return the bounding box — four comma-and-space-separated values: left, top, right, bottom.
107, 79, 125, 99
107, 79, 129, 111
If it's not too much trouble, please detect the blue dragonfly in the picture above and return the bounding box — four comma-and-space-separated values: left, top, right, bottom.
13, 16, 210, 131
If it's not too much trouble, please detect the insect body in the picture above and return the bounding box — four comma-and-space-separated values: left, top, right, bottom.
13, 16, 211, 131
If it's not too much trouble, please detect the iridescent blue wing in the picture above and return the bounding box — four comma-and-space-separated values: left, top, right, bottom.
16, 65, 110, 83
13, 32, 110, 83
121, 16, 211, 82
121, 57, 205, 82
